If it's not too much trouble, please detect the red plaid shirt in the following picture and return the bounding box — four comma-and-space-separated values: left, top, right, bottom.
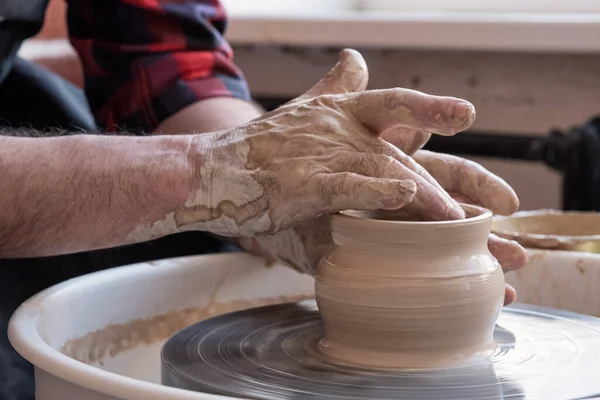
67, 0, 250, 132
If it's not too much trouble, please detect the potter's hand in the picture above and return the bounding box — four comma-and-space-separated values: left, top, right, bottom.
412, 150, 528, 305
180, 49, 476, 237
235, 49, 477, 273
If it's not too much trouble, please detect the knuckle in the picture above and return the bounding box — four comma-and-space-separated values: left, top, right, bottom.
317, 175, 351, 200
321, 116, 345, 133
378, 154, 397, 165
309, 114, 348, 136
375, 154, 401, 177
350, 152, 377, 174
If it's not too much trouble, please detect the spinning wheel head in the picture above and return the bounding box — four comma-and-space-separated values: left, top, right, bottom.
161, 301, 600, 400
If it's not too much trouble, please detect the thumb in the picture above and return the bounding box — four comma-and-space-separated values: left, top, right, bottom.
295, 49, 369, 101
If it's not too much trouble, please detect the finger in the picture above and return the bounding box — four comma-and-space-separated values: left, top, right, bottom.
348, 138, 465, 220
504, 283, 517, 306
413, 150, 519, 216
311, 172, 417, 213
329, 126, 465, 219
371, 130, 457, 211
381, 127, 431, 156
237, 237, 277, 264
488, 233, 528, 273
378, 142, 465, 218
324, 152, 464, 220
334, 88, 476, 136
450, 193, 470, 204
296, 49, 368, 101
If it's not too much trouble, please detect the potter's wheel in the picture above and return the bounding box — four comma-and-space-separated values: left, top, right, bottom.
161, 301, 600, 400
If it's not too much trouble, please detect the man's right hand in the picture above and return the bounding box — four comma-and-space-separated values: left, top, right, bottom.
175, 50, 475, 238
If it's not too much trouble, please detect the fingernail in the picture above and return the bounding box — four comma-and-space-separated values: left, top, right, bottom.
504, 285, 517, 306
339, 49, 350, 62
449, 204, 466, 220
399, 179, 417, 193
454, 102, 475, 124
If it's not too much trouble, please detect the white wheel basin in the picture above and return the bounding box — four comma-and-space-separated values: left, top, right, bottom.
8, 253, 314, 399
9, 249, 600, 399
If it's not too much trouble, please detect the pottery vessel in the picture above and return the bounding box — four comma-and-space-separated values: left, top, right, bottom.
315, 204, 505, 369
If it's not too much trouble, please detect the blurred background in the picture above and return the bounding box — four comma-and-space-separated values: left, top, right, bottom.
22, 0, 600, 211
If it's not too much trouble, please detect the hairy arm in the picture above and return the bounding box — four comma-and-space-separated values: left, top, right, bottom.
0, 133, 193, 258
0, 94, 261, 259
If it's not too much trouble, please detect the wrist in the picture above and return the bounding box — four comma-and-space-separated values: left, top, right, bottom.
179, 131, 232, 235
178, 129, 267, 237
120, 134, 198, 243
151, 135, 196, 211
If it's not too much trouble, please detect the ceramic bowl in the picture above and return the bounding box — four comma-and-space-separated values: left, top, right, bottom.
492, 209, 600, 253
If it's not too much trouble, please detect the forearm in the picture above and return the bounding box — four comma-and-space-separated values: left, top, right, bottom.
0, 133, 193, 257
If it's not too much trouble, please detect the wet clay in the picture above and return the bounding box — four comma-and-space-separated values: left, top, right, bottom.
493, 209, 600, 253
315, 204, 505, 369
61, 295, 312, 365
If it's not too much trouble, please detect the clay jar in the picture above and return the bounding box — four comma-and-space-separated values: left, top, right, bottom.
315, 204, 505, 369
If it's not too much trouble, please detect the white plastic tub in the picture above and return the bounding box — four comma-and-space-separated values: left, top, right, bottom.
8, 253, 314, 399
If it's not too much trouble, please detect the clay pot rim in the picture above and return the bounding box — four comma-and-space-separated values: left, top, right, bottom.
336, 203, 492, 226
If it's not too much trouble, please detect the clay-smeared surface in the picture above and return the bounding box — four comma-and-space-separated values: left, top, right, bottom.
315, 205, 505, 369
61, 295, 311, 365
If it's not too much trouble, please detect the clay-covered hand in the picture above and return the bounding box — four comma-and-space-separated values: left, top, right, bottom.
176, 50, 475, 238
235, 49, 475, 272
411, 150, 528, 305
